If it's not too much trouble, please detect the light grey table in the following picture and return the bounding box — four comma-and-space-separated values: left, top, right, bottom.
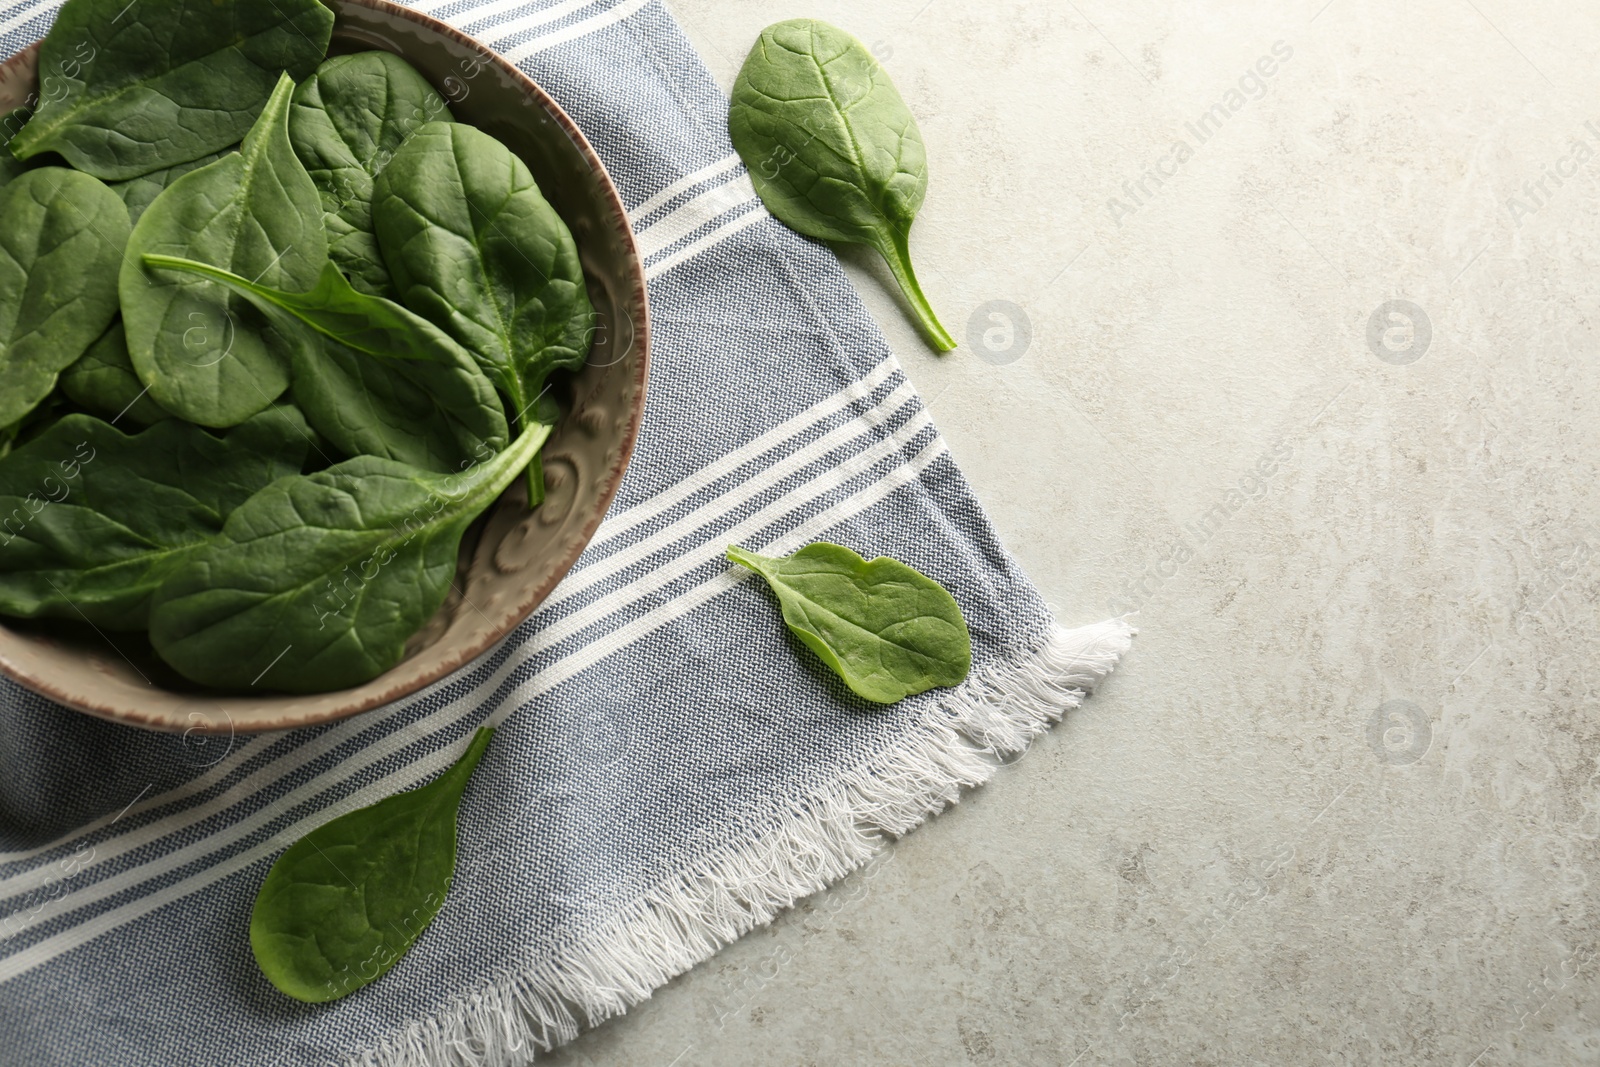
550, 1, 1600, 1062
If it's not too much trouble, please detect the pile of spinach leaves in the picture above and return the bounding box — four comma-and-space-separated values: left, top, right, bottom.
0, 0, 595, 693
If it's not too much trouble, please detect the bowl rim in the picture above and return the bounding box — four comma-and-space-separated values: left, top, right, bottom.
0, 0, 652, 733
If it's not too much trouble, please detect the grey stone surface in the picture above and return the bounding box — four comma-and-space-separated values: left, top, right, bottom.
547, 0, 1600, 1062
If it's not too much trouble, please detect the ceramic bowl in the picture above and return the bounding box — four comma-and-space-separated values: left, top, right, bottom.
0, 0, 650, 733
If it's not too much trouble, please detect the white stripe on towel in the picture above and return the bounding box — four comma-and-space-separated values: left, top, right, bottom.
645, 207, 769, 280
633, 174, 760, 260
629, 154, 742, 221
495, 0, 652, 63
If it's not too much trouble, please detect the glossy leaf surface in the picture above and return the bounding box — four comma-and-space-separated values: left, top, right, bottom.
121, 75, 326, 427
727, 541, 972, 703
58, 322, 172, 429
728, 20, 954, 350
0, 408, 308, 629
289, 52, 455, 296
0, 167, 129, 427
9, 0, 332, 180
250, 728, 494, 1002
149, 423, 549, 692
372, 122, 593, 425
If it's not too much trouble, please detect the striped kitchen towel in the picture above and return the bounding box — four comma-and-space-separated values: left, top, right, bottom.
0, 1, 1133, 1064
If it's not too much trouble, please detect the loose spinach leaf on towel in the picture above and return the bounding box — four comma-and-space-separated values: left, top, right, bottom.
149, 422, 550, 692
0, 167, 130, 428
121, 75, 327, 427
0, 408, 309, 630
59, 322, 173, 429
728, 19, 955, 351
251, 728, 495, 1003
727, 541, 971, 703
372, 121, 594, 427
8, 0, 332, 180
290, 52, 455, 296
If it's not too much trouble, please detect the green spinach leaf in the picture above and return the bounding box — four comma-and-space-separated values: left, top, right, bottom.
372, 122, 594, 426
0, 167, 129, 427
110, 149, 230, 224
149, 422, 550, 692
0, 407, 309, 629
524, 391, 562, 509
290, 52, 455, 296
139, 256, 512, 472
289, 333, 509, 475
121, 74, 326, 428
726, 541, 971, 703
728, 20, 955, 351
0, 393, 68, 462
140, 256, 481, 369
251, 727, 494, 1003
0, 107, 34, 190
8, 0, 333, 180
59, 321, 172, 429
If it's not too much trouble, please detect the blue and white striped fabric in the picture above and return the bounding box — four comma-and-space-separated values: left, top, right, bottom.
0, 2, 1132, 1064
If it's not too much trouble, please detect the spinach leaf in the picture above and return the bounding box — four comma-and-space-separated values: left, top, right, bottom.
121, 74, 327, 428
0, 107, 33, 190
139, 256, 512, 472
290, 52, 455, 296
0, 167, 129, 427
251, 727, 494, 1003
525, 392, 562, 509
372, 122, 594, 426
140, 256, 481, 369
110, 149, 230, 224
59, 322, 172, 429
289, 333, 509, 475
0, 393, 68, 462
0, 407, 309, 630
8, 0, 333, 180
149, 422, 550, 692
728, 20, 955, 351
726, 541, 971, 703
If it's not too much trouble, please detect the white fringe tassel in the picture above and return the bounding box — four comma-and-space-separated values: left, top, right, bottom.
347, 619, 1135, 1067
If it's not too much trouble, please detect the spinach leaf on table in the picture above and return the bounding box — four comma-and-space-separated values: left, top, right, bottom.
728, 19, 955, 351
121, 74, 327, 428
727, 542, 972, 703
59, 322, 172, 429
0, 407, 309, 630
8, 0, 333, 180
0, 167, 129, 428
110, 149, 230, 224
149, 422, 551, 692
251, 727, 495, 1002
372, 122, 594, 428
290, 52, 456, 296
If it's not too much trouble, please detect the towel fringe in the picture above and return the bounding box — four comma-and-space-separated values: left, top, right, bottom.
346, 619, 1134, 1067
